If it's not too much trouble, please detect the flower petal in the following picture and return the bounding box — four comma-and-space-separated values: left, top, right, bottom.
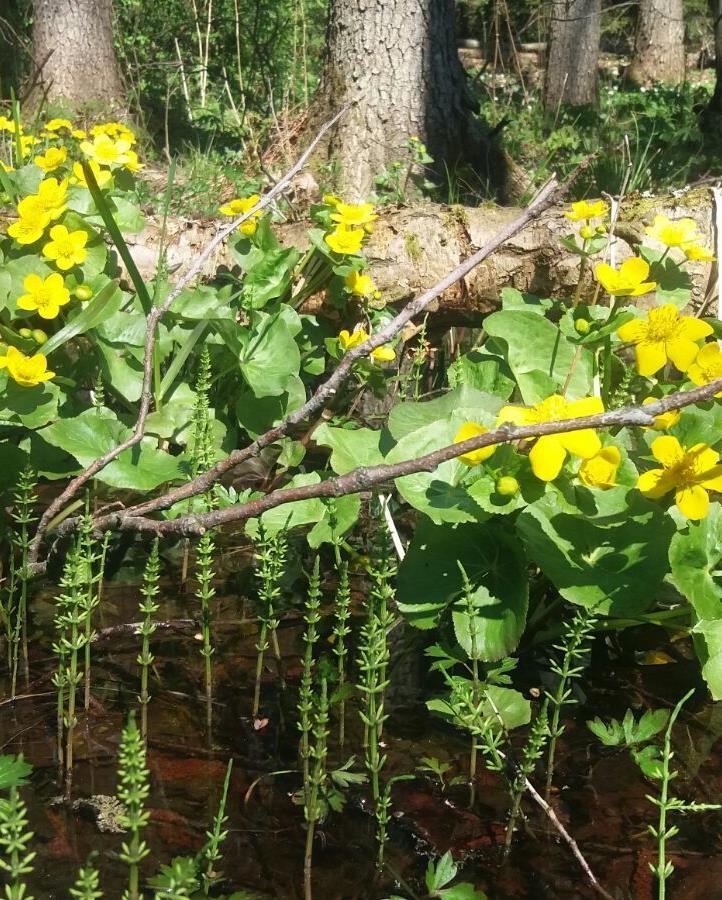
666, 337, 702, 373
679, 317, 714, 342
529, 435, 566, 481
638, 468, 675, 499
497, 405, 530, 426
565, 396, 605, 417
650, 435, 685, 467
635, 340, 667, 377
559, 427, 601, 459
676, 485, 710, 520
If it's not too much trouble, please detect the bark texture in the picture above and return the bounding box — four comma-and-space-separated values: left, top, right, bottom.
122, 188, 717, 324
543, 0, 601, 111
308, 0, 506, 199
27, 0, 127, 111
627, 0, 685, 85
702, 0, 722, 130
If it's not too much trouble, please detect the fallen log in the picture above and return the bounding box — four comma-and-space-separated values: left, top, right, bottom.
126, 185, 718, 325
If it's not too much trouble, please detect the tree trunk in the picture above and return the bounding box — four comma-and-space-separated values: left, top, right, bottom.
701, 0, 722, 131
543, 0, 601, 112
308, 0, 507, 200
626, 0, 685, 85
27, 0, 127, 112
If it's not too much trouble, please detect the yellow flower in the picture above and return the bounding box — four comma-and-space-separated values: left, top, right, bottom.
90, 122, 137, 145
80, 134, 132, 167
497, 394, 604, 481
330, 202, 378, 227
645, 214, 700, 248
72, 160, 112, 188
71, 129, 87, 140
7, 197, 51, 244
323, 193, 342, 207
34, 146, 68, 173
219, 194, 262, 235
578, 445, 621, 489
345, 270, 375, 297
42, 224, 88, 270
35, 177, 69, 219
17, 272, 71, 319
44, 118, 73, 133
122, 150, 144, 172
595, 258, 656, 297
616, 303, 713, 377
338, 327, 369, 351
687, 342, 722, 393
642, 397, 681, 430
565, 199, 609, 221
684, 244, 715, 262
637, 436, 722, 520
325, 225, 365, 255
19, 135, 37, 156
0, 115, 17, 133
370, 345, 396, 364
0, 346, 55, 387
454, 422, 496, 466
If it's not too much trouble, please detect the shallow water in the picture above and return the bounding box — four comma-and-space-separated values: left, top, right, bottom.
2, 558, 722, 899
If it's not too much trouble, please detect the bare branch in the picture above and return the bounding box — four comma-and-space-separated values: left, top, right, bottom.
89, 377, 722, 537
27, 106, 348, 570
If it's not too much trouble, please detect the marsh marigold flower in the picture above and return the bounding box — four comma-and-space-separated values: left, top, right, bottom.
454, 422, 496, 466
44, 118, 73, 133
35, 177, 68, 219
326, 225, 365, 255
684, 244, 715, 262
80, 134, 132, 167
7, 197, 51, 245
330, 202, 378, 228
637, 436, 722, 520
219, 194, 262, 236
645, 214, 700, 248
42, 224, 88, 271
578, 445, 621, 489
595, 257, 656, 297
0, 346, 55, 387
72, 160, 112, 189
497, 394, 604, 481
34, 146, 67, 172
338, 327, 394, 363
642, 397, 681, 430
687, 342, 722, 393
17, 272, 71, 319
616, 304, 712, 377
345, 270, 375, 297
565, 199, 609, 221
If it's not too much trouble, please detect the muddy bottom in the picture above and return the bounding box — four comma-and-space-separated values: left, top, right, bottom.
2, 566, 722, 900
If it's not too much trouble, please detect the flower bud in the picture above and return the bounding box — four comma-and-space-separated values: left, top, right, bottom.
579, 225, 594, 239
575, 318, 591, 334
496, 475, 520, 496
32, 329, 48, 345
74, 284, 93, 301
18, 328, 33, 338
595, 224, 607, 235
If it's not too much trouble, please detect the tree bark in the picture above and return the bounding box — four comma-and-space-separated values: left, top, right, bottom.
626, 0, 685, 85
120, 188, 717, 324
701, 0, 722, 131
307, 0, 507, 200
543, 0, 601, 111
27, 0, 127, 112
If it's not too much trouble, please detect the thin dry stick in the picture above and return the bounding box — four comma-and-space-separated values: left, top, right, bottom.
27, 107, 349, 572
174, 37, 194, 123
89, 376, 722, 538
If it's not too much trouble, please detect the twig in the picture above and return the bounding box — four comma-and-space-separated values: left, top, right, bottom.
27, 106, 349, 572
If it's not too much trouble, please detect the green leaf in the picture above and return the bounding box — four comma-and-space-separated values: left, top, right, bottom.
587, 716, 624, 746
313, 423, 385, 474
481, 684, 531, 730
691, 617, 722, 699
241, 246, 300, 309
517, 491, 674, 614
426, 852, 457, 892
38, 408, 185, 490
239, 307, 301, 397
236, 374, 306, 438
484, 309, 593, 403
447, 349, 515, 398
387, 385, 502, 441
0, 754, 32, 791
42, 280, 121, 355
451, 581, 527, 662
0, 378, 59, 428
245, 472, 326, 538
397, 518, 528, 653
307, 494, 360, 547
669, 503, 722, 620
639, 246, 692, 310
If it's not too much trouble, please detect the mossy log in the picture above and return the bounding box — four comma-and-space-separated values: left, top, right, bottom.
126, 186, 718, 325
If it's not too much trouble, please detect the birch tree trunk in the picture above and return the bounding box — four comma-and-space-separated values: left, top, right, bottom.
543, 0, 601, 112
27, 0, 127, 112
701, 0, 722, 131
626, 0, 685, 85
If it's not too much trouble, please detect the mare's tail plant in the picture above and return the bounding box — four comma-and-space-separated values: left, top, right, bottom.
117, 714, 150, 900
505, 700, 551, 850
199, 759, 233, 894
10, 466, 37, 697
544, 605, 597, 799
252, 525, 287, 718
78, 510, 110, 711
70, 858, 103, 899
195, 530, 216, 730
0, 753, 35, 900
138, 539, 160, 742
299, 557, 322, 807
332, 557, 352, 748
304, 676, 329, 900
